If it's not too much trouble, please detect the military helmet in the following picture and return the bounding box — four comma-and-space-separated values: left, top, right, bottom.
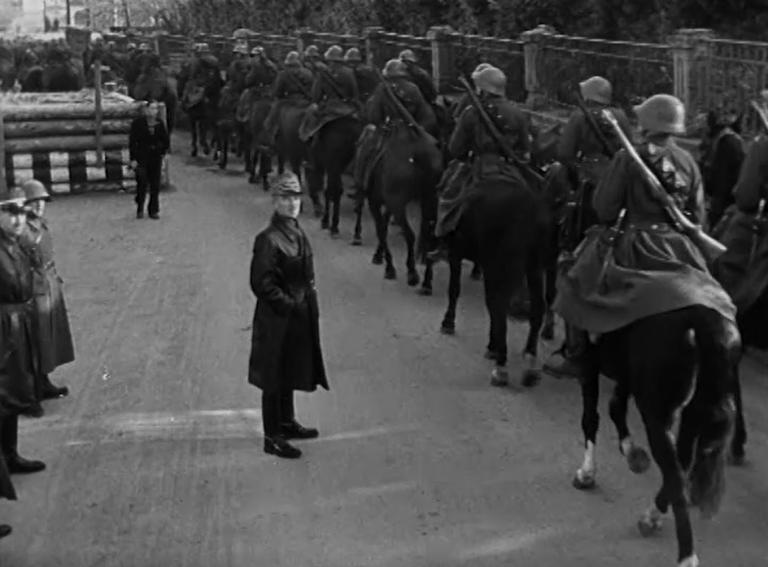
324, 45, 344, 62
138, 42, 152, 52
579, 76, 612, 105
127, 42, 137, 50
471, 62, 492, 82
634, 94, 686, 135
399, 49, 417, 63
90, 32, 104, 44
474, 66, 506, 97
232, 43, 248, 55
344, 47, 362, 63
284, 51, 301, 66
250, 46, 264, 56
382, 59, 408, 79
194, 42, 210, 53
304, 44, 320, 59
0, 187, 27, 211
21, 179, 50, 203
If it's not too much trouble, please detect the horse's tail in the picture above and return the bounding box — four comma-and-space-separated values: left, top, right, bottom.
687, 306, 741, 518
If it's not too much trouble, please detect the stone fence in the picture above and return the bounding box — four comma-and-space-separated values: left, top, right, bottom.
145, 25, 768, 132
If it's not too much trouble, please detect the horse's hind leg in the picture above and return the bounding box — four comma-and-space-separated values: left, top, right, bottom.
440, 256, 463, 334
260, 152, 272, 192
328, 170, 343, 237
381, 211, 395, 279
521, 258, 545, 387
218, 126, 229, 170
483, 272, 511, 386
398, 213, 419, 287
729, 363, 746, 465
190, 118, 198, 157
609, 382, 651, 474
352, 194, 365, 246
542, 262, 557, 341
574, 352, 600, 490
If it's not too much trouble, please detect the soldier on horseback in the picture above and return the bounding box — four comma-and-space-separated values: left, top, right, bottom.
552, 94, 737, 377
226, 42, 251, 94
426, 65, 531, 262
344, 47, 378, 103
246, 46, 278, 91
303, 45, 326, 76
543, 76, 632, 377
700, 107, 744, 228
399, 49, 436, 105
298, 45, 359, 145
352, 59, 436, 196
262, 51, 314, 149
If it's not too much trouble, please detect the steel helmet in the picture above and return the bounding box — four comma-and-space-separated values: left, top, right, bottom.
324, 45, 344, 62
284, 51, 301, 66
232, 43, 248, 55
471, 62, 492, 82
304, 45, 320, 59
127, 42, 137, 50
194, 42, 210, 53
634, 94, 686, 135
21, 179, 50, 202
250, 46, 264, 56
382, 59, 408, 79
399, 49, 417, 63
579, 76, 612, 105
138, 42, 152, 52
344, 47, 362, 63
90, 32, 103, 44
474, 66, 506, 97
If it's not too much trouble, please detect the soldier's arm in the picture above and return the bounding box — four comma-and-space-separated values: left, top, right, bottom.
556, 114, 581, 163
250, 234, 295, 315
592, 150, 629, 223
448, 107, 473, 159
733, 136, 768, 211
409, 85, 436, 131
512, 109, 532, 158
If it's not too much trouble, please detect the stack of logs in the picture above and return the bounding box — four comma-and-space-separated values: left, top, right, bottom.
1, 91, 165, 195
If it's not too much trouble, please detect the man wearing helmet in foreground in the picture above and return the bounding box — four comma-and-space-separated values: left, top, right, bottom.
551, 94, 736, 379
427, 65, 531, 261
543, 75, 632, 378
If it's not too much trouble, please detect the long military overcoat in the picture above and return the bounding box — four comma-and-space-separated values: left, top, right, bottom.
248, 214, 328, 394
24, 216, 75, 375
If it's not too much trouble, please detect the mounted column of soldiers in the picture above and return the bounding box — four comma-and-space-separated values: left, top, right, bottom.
1, 180, 74, 539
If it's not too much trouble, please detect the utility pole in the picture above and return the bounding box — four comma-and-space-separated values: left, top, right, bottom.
66, 0, 71, 26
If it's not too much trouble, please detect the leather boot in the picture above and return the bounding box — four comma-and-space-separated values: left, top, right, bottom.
4, 453, 46, 474
543, 325, 589, 379
264, 435, 302, 459
280, 420, 319, 440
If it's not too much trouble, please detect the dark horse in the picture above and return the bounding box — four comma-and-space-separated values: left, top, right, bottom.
698, 110, 744, 228
238, 89, 274, 189
273, 101, 312, 203
358, 124, 442, 292
307, 115, 364, 237
180, 69, 223, 158
440, 168, 551, 387
574, 306, 741, 567
132, 65, 179, 143
212, 82, 241, 170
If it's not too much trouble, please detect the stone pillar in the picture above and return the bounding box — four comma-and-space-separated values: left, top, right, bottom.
363, 26, 384, 67
670, 28, 715, 119
428, 25, 458, 95
521, 24, 556, 109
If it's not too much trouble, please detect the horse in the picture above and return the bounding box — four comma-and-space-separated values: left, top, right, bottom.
237, 88, 274, 189
211, 83, 242, 170
132, 65, 179, 143
574, 305, 741, 567
439, 166, 551, 387
179, 67, 223, 158
273, 101, 313, 207
307, 114, 364, 237
20, 65, 44, 91
41, 60, 83, 91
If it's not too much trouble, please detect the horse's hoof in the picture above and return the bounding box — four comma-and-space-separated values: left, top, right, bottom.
407, 272, 420, 287
190, 150, 197, 158
321, 218, 329, 229
541, 324, 555, 341
351, 236, 362, 246
637, 515, 662, 538
678, 554, 700, 567
521, 369, 541, 388
440, 322, 455, 335
384, 266, 396, 280
490, 367, 508, 387
728, 450, 746, 467
202, 147, 210, 156
248, 175, 257, 184
572, 468, 596, 490
330, 229, 340, 239
372, 253, 383, 265
484, 349, 499, 361
626, 446, 651, 474
218, 163, 226, 170
418, 287, 432, 297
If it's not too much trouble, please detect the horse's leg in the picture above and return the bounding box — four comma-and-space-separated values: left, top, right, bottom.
260, 152, 272, 192
200, 110, 210, 155
420, 258, 434, 296
328, 169, 343, 238
382, 210, 395, 280
521, 256, 544, 387
573, 349, 600, 490
541, 261, 557, 341
190, 117, 198, 157
218, 125, 228, 170
352, 193, 365, 246
398, 213, 419, 287
609, 381, 651, 474
729, 362, 747, 465
637, 412, 697, 567
440, 255, 463, 334
484, 271, 511, 386
367, 198, 387, 268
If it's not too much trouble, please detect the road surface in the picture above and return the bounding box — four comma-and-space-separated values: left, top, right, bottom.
3, 136, 767, 567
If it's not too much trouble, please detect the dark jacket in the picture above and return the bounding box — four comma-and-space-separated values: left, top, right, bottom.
248, 214, 328, 394
22, 215, 75, 375
367, 78, 435, 132
271, 66, 313, 100
310, 63, 359, 104
129, 117, 169, 165
404, 61, 436, 104
351, 63, 378, 102
0, 230, 38, 418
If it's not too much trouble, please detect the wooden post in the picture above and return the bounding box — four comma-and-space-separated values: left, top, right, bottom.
521, 25, 556, 110
94, 58, 104, 167
0, 109, 7, 194
670, 28, 715, 124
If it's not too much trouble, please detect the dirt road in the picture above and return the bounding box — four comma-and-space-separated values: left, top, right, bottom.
3, 138, 767, 566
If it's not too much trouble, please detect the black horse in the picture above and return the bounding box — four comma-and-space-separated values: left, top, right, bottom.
698, 110, 744, 228
439, 170, 552, 387
307, 115, 364, 237
238, 90, 274, 189
575, 306, 741, 567
180, 70, 223, 158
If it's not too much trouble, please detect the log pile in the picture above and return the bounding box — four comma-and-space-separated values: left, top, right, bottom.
1, 90, 166, 195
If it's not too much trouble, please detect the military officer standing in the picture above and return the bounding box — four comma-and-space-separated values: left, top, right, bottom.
248, 172, 329, 459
